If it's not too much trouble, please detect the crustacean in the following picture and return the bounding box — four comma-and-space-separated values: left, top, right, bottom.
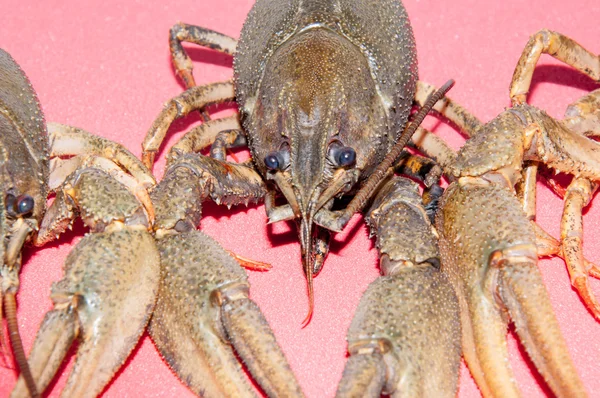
140, 0, 458, 394
141, 0, 436, 323
408, 30, 600, 397
8, 121, 161, 398
1, 49, 162, 398
1, 0, 599, 397
0, 48, 49, 398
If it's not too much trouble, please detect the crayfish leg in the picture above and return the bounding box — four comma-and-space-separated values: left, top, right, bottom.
561, 177, 600, 320
47, 123, 154, 189
142, 81, 235, 169
564, 89, 600, 137
169, 22, 237, 89
510, 29, 600, 105
415, 80, 482, 138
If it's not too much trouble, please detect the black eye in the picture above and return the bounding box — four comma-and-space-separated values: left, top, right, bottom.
264, 151, 288, 171
335, 147, 356, 167
16, 195, 34, 215
264, 153, 280, 170
5, 194, 34, 217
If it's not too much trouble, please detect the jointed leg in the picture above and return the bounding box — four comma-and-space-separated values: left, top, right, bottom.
167, 115, 240, 165
209, 128, 247, 161
169, 22, 238, 88
564, 89, 600, 137
46, 155, 155, 227
523, 179, 600, 321
394, 151, 443, 188
265, 191, 294, 224
226, 250, 272, 271
142, 81, 235, 168
411, 81, 478, 177
561, 177, 600, 319
410, 126, 457, 173
415, 81, 483, 138
515, 161, 539, 220
507, 153, 600, 319
510, 29, 600, 105
48, 123, 155, 189
393, 151, 445, 222
46, 123, 156, 227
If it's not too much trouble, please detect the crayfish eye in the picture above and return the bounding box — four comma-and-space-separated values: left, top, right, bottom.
5, 194, 34, 217
264, 153, 280, 170
330, 144, 356, 167
336, 147, 356, 166
16, 195, 34, 215
264, 151, 288, 171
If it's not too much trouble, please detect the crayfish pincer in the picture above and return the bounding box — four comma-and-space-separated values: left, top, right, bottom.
414, 30, 599, 397
336, 177, 461, 397
148, 161, 304, 397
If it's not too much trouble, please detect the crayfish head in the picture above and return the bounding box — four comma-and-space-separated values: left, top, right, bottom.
244, 27, 398, 323
0, 49, 49, 277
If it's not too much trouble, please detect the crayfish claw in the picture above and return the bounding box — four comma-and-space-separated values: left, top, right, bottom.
336, 351, 386, 398
11, 230, 160, 398
337, 267, 461, 398
222, 294, 304, 397
438, 181, 587, 398
10, 309, 76, 398
502, 265, 587, 397
149, 231, 303, 398
337, 177, 461, 397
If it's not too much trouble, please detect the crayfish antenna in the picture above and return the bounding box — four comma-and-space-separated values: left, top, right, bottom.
5, 292, 39, 397
0, 293, 12, 367
300, 218, 315, 327
301, 265, 315, 328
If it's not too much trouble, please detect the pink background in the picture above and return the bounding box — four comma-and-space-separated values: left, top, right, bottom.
1, 0, 600, 397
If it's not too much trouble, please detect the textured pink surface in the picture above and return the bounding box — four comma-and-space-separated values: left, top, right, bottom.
1, 0, 599, 397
